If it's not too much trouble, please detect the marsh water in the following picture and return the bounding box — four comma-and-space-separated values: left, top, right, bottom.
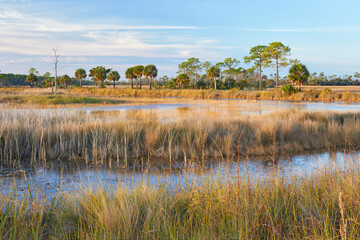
2, 99, 360, 198
1, 150, 359, 199
76, 98, 360, 116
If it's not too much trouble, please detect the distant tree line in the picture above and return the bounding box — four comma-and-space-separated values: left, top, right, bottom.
1, 41, 360, 90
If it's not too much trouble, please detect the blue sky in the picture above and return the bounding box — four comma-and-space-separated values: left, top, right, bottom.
1, 0, 360, 78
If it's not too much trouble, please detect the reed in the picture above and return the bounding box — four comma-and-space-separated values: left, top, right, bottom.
64, 87, 360, 103
1, 109, 360, 168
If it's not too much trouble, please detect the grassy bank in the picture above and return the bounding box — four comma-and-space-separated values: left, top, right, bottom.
0, 95, 126, 106
1, 163, 360, 239
3, 86, 360, 103
66, 87, 360, 102
1, 110, 360, 167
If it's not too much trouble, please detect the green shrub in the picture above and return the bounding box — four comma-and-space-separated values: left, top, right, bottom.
281, 84, 296, 95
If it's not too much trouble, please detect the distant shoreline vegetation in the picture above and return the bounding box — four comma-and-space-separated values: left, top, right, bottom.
2, 87, 360, 103
67, 88, 360, 103
1, 42, 360, 90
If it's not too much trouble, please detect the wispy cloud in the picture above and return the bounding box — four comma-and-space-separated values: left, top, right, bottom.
237, 27, 360, 33
0, 9, 228, 75
0, 9, 221, 59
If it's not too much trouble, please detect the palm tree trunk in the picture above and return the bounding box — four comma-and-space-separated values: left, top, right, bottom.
80, 79, 82, 87
150, 77, 152, 90
140, 78, 142, 89
214, 77, 217, 90
113, 81, 116, 88
131, 79, 133, 89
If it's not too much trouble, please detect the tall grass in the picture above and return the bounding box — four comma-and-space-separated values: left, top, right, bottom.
66, 87, 360, 103
0, 95, 126, 105
2, 87, 360, 102
1, 109, 360, 167
1, 161, 360, 239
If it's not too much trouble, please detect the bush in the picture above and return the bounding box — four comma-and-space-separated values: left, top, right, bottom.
195, 80, 207, 89
281, 84, 296, 95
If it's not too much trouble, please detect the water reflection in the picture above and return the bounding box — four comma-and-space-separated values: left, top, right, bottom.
1, 150, 359, 199
72, 99, 360, 117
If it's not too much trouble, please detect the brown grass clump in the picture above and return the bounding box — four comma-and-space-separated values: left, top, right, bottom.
1, 109, 360, 168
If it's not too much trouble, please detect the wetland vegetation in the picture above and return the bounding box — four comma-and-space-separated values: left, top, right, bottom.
1, 85, 360, 239
2, 41, 360, 239
1, 162, 360, 239
1, 106, 360, 168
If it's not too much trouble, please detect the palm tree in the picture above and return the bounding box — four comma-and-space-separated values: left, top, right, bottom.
133, 65, 144, 89
89, 66, 111, 88
107, 70, 121, 88
143, 64, 158, 90
207, 66, 220, 90
74, 68, 87, 87
288, 63, 310, 90
26, 67, 38, 87
60, 74, 71, 88
125, 67, 135, 89
26, 74, 37, 87
176, 73, 190, 88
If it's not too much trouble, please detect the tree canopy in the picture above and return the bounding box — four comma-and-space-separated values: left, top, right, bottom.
244, 45, 267, 90
176, 73, 190, 88
75, 68, 87, 87
89, 66, 111, 88
288, 63, 310, 90
60, 74, 71, 88
107, 70, 120, 88
177, 58, 202, 85
144, 64, 158, 90
125, 67, 135, 89
207, 66, 220, 90
133, 65, 144, 89
26, 67, 38, 87
263, 42, 291, 88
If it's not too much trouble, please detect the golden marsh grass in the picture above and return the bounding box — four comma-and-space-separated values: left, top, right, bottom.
1, 109, 360, 168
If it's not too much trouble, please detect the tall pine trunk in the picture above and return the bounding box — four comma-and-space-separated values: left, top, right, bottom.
259, 62, 262, 91
276, 57, 279, 88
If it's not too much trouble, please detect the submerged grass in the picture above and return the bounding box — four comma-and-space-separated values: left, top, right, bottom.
1, 162, 360, 239
1, 109, 360, 167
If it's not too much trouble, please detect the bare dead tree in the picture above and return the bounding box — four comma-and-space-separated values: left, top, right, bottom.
49, 48, 60, 96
